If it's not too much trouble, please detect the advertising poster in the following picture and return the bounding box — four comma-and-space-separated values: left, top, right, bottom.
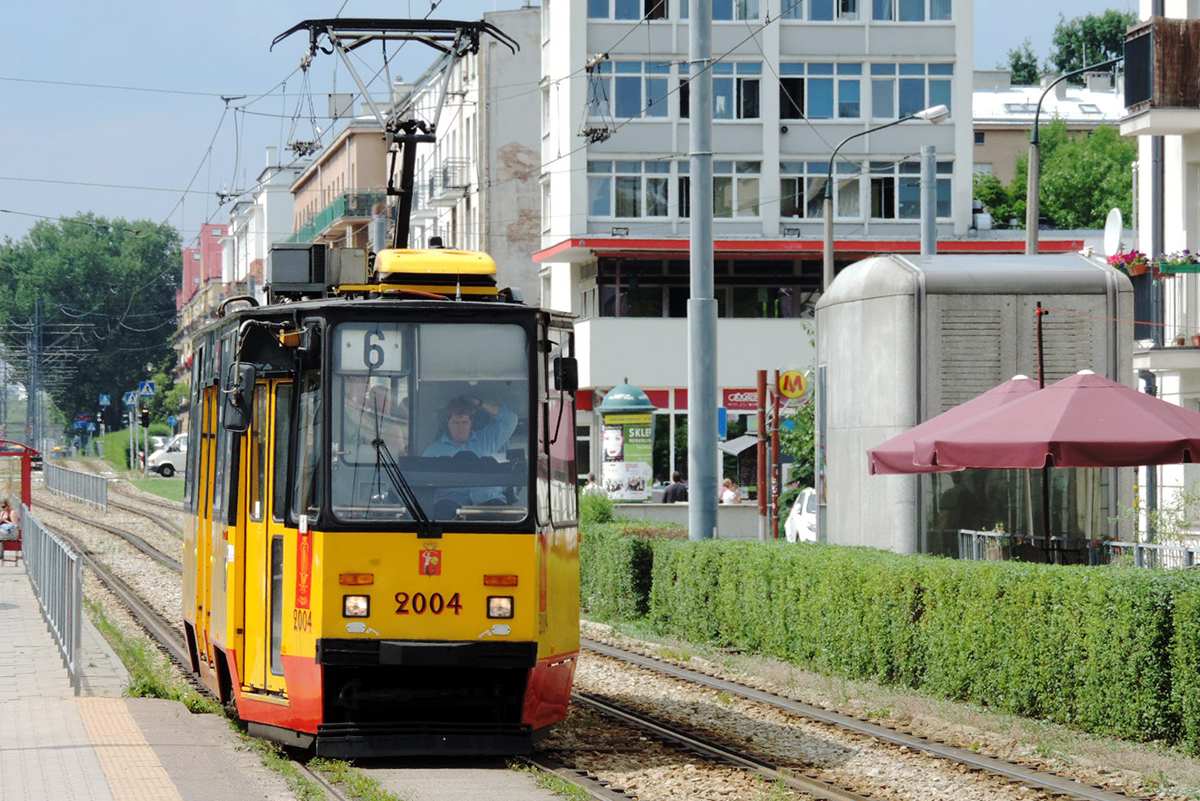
601, 413, 654, 500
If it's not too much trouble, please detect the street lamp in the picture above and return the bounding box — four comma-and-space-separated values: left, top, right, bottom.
823, 104, 950, 292
1024, 57, 1122, 255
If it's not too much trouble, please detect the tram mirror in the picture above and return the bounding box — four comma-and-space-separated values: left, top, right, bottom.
223, 363, 257, 433
553, 356, 578, 393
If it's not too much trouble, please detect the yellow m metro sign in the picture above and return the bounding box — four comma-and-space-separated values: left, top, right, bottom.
778, 370, 808, 400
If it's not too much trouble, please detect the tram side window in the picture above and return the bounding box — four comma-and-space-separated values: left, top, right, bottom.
272, 384, 293, 523
185, 348, 203, 511
292, 371, 323, 521
250, 385, 266, 522
547, 331, 577, 526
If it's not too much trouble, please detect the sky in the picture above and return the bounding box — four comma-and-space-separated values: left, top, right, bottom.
0, 0, 1137, 245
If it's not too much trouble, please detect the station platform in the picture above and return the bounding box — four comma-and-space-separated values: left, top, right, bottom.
0, 564, 293, 801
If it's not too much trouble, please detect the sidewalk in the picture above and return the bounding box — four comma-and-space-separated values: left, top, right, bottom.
0, 565, 293, 801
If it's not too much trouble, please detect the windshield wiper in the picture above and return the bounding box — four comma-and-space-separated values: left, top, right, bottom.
373, 438, 440, 538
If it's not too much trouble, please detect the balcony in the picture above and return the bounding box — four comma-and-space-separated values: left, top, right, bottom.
288, 191, 386, 244
428, 158, 471, 207
1121, 17, 1200, 137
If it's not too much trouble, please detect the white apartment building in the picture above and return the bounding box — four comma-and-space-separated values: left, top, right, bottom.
539, 0, 973, 479
397, 6, 544, 302
222, 147, 308, 305
1123, 3, 1200, 522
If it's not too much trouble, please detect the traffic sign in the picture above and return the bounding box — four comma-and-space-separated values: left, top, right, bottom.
167, 415, 178, 428
124, 391, 137, 406
139, 380, 156, 397
87, 422, 96, 432
99, 394, 111, 407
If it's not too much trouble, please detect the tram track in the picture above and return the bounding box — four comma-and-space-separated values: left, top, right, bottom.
37, 497, 181, 572
579, 637, 1148, 801
570, 691, 876, 801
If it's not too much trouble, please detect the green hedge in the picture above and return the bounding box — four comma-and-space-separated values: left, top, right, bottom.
583, 528, 1200, 751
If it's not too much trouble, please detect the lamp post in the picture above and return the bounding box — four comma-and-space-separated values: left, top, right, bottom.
822, 104, 950, 292
1024, 57, 1122, 256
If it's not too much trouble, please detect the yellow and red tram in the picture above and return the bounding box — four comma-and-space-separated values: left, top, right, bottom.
182, 247, 579, 756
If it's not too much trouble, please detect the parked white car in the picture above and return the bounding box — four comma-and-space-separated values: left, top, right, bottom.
784, 487, 817, 543
147, 433, 188, 477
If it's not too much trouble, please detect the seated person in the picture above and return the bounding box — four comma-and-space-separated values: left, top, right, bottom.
423, 396, 518, 515
0, 499, 17, 539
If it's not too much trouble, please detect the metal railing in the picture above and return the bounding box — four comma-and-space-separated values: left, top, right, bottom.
959, 529, 1200, 568
45, 462, 108, 509
287, 191, 388, 244
22, 505, 83, 695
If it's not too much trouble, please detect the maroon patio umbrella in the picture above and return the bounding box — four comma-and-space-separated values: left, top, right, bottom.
913, 371, 1200, 470
867, 376, 1042, 475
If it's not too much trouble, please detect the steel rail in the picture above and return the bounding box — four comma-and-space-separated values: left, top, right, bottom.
35, 498, 181, 572
108, 497, 183, 538
523, 755, 649, 801
572, 691, 874, 801
583, 638, 1147, 801
48, 523, 190, 670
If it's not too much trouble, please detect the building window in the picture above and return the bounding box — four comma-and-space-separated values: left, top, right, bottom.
870, 62, 953, 119
872, 0, 951, 20
589, 0, 668, 19
588, 61, 671, 119
676, 161, 760, 218
780, 63, 861, 120
681, 62, 761, 120
780, 161, 861, 219
714, 161, 761, 217
541, 85, 551, 133
541, 180, 552, 233
869, 160, 952, 220
682, 0, 760, 20
974, 130, 985, 145
783, 0, 859, 20
587, 161, 671, 218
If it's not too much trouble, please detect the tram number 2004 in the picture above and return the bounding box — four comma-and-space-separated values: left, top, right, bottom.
395, 591, 462, 615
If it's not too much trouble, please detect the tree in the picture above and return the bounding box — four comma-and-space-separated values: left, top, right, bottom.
778, 399, 815, 490
972, 119, 1134, 231
1038, 122, 1136, 229
0, 214, 181, 433
1049, 10, 1135, 81
999, 38, 1041, 86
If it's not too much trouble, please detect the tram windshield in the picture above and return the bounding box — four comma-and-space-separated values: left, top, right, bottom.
328, 321, 530, 526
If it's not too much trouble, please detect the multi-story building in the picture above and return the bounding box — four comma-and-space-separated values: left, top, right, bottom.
1122, 5, 1200, 522
223, 147, 308, 305
394, 6, 543, 302
974, 70, 1125, 185
174, 222, 227, 425
540, 0, 973, 479
287, 116, 389, 250
278, 8, 543, 303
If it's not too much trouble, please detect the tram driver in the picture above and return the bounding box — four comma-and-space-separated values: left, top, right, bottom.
422, 395, 518, 517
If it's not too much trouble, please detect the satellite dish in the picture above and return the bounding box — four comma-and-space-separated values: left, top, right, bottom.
1103, 208, 1123, 257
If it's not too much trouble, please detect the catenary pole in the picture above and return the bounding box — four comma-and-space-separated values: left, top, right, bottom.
687, 0, 718, 540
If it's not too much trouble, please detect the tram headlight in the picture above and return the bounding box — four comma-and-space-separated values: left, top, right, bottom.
487, 596, 514, 619
343, 595, 370, 618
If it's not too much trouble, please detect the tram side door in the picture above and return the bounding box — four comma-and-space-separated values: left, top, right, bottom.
241, 381, 289, 694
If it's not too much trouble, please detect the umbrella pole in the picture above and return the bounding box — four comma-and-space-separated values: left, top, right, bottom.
1037, 302, 1053, 563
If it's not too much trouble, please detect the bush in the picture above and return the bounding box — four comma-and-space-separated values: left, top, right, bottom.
581, 530, 1200, 750
580, 492, 615, 525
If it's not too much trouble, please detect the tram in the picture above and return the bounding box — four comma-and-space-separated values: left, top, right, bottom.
181, 242, 579, 756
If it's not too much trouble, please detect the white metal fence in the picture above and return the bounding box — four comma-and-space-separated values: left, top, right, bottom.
959, 529, 1200, 569
45, 462, 108, 509
21, 504, 83, 695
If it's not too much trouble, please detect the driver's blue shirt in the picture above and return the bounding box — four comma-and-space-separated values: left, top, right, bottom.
423, 406, 518, 505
